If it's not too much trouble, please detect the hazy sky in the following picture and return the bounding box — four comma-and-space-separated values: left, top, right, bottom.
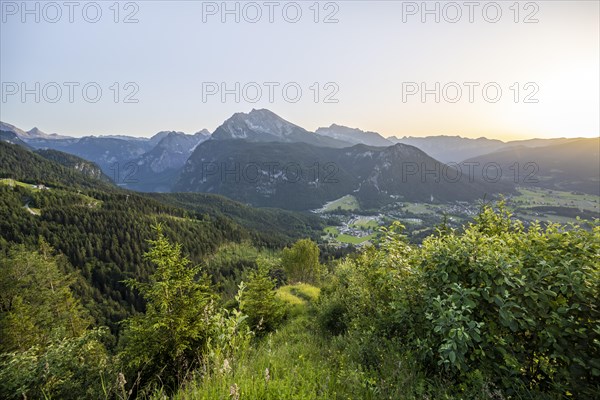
1, 0, 598, 139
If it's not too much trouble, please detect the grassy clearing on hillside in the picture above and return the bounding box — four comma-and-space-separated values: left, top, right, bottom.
337, 233, 375, 244
0, 179, 43, 191
276, 284, 320, 317
321, 195, 360, 212
401, 202, 440, 215
351, 218, 379, 230
1, 179, 103, 210
77, 193, 102, 208
277, 284, 320, 304
512, 187, 599, 212
168, 283, 346, 400
167, 315, 342, 400
323, 226, 376, 245
25, 205, 41, 215
167, 283, 463, 400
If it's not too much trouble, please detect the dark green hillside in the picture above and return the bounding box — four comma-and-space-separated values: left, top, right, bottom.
175, 139, 513, 210
149, 192, 324, 245
0, 142, 322, 331
0, 141, 114, 190
465, 138, 600, 195
34, 148, 112, 182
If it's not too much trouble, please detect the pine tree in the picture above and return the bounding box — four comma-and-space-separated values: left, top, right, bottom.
239, 261, 285, 333
120, 224, 217, 390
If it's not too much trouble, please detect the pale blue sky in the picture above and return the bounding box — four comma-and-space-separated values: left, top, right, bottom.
1, 0, 598, 139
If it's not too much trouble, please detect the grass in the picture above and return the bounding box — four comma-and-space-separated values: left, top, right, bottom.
277, 284, 321, 316
321, 195, 360, 212
169, 315, 346, 400
399, 218, 423, 226
512, 187, 599, 212
169, 283, 351, 400
401, 203, 443, 215
336, 233, 376, 245
510, 187, 600, 224
1, 179, 103, 210
77, 193, 102, 208
26, 206, 41, 216
351, 218, 379, 230
323, 226, 377, 245
166, 281, 463, 400
324, 226, 339, 236
1, 178, 44, 191
276, 286, 304, 306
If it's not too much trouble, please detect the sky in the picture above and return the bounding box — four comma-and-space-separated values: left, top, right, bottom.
1, 0, 599, 140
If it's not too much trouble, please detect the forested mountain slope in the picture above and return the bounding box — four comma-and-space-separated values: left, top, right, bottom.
0, 141, 322, 330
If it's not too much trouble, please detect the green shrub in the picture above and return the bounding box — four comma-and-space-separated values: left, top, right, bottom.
0, 326, 113, 399
318, 204, 600, 397
239, 262, 286, 334
281, 239, 322, 284
119, 224, 219, 392
317, 299, 348, 336
412, 205, 600, 396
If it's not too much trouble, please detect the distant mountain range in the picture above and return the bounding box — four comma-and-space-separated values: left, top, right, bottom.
1, 123, 211, 191
2, 110, 597, 209
464, 138, 600, 196
316, 124, 393, 147
175, 139, 511, 210
388, 136, 586, 163
0, 121, 72, 140
126, 130, 210, 192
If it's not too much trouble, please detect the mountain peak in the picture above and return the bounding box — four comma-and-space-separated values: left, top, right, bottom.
316, 124, 392, 147
0, 122, 72, 139
211, 110, 350, 148
27, 127, 44, 135
249, 108, 275, 116
194, 129, 211, 136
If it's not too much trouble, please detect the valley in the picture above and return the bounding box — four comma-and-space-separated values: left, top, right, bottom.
0, 112, 598, 399
315, 188, 599, 246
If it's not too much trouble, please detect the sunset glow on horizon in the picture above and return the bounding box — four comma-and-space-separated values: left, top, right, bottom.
1, 1, 598, 140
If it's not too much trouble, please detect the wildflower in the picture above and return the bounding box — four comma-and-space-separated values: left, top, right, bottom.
117, 372, 127, 391
265, 367, 270, 384
220, 358, 232, 374
229, 383, 240, 400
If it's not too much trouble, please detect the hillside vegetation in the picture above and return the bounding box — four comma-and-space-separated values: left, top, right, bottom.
1, 202, 597, 399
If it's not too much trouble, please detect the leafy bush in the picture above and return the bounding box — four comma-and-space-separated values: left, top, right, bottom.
0, 328, 113, 400
317, 204, 600, 397
412, 205, 600, 396
0, 242, 113, 399
281, 239, 322, 284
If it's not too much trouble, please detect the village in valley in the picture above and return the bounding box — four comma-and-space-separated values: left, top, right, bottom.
314, 189, 600, 246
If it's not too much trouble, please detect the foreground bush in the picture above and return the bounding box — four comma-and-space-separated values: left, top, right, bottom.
0, 328, 113, 399
318, 204, 600, 397
0, 242, 113, 399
